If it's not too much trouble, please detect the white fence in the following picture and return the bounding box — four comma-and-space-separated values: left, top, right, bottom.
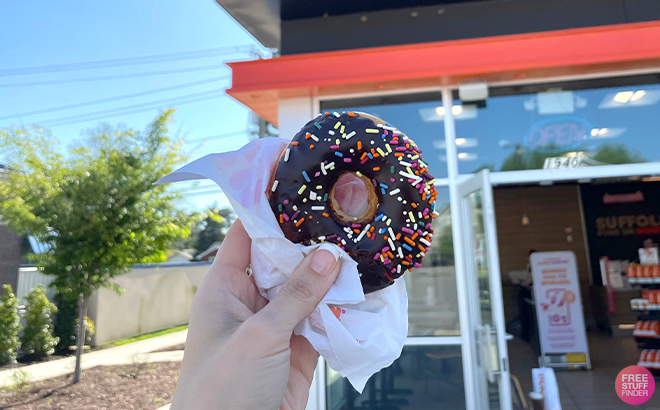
16, 262, 212, 346
16, 267, 55, 305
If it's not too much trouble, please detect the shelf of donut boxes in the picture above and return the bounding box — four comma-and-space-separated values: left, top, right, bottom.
628, 247, 660, 374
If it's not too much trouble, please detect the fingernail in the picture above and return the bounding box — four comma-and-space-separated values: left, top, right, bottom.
310, 244, 340, 276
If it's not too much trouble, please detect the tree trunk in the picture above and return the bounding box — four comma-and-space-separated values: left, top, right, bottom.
72, 294, 88, 384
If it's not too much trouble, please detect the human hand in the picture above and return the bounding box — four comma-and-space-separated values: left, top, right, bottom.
171, 219, 341, 410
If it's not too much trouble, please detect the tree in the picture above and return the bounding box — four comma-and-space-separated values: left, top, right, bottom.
0, 110, 191, 382
20, 286, 58, 358
498, 143, 646, 171
0, 285, 21, 365
194, 207, 235, 256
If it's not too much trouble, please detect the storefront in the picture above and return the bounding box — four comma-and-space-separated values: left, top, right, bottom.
218, 2, 660, 408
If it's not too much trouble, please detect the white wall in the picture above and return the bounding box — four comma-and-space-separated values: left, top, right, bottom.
88, 262, 211, 345
278, 97, 314, 140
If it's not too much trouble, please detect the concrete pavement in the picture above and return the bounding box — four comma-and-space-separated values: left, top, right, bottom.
0, 329, 187, 385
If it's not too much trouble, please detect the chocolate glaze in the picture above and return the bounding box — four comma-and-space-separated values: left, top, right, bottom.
269, 111, 437, 293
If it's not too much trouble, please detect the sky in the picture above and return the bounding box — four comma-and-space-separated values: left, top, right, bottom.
0, 0, 269, 211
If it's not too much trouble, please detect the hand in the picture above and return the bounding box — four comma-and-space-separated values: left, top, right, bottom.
171, 219, 341, 410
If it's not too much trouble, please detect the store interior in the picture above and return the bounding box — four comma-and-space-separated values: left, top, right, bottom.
496, 179, 660, 410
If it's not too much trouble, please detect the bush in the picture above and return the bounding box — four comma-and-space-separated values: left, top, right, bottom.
53, 293, 94, 351
0, 285, 21, 364
20, 286, 59, 357
75, 316, 95, 345
53, 293, 77, 351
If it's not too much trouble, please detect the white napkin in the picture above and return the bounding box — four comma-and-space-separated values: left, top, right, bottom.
156, 137, 408, 392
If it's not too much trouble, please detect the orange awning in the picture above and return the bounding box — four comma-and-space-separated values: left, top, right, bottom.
227, 21, 660, 126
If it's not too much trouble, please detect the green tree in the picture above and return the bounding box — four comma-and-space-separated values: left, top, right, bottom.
0, 285, 21, 364
592, 143, 644, 165
498, 143, 646, 171
0, 110, 191, 382
20, 286, 58, 358
194, 207, 235, 256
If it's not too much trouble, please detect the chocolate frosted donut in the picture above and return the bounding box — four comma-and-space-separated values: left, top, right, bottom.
269, 111, 438, 293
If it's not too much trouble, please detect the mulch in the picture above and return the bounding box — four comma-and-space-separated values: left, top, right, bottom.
0, 361, 180, 410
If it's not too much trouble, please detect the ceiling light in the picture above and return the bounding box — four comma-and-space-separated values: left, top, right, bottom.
455, 138, 466, 145
591, 128, 599, 136
521, 214, 530, 226
631, 90, 646, 102
598, 128, 608, 135
452, 105, 463, 115
435, 107, 445, 116
613, 91, 634, 103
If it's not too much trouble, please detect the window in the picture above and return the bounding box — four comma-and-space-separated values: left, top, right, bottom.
451, 74, 660, 174
326, 345, 466, 410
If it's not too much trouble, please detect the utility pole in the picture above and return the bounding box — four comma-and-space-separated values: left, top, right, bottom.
251, 112, 278, 139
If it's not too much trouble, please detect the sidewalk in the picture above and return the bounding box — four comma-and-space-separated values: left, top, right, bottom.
0, 329, 187, 385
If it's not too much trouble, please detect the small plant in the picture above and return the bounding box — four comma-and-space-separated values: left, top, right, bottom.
75, 316, 95, 345
121, 354, 149, 379
0, 284, 21, 364
53, 293, 95, 351
8, 370, 32, 395
20, 286, 59, 358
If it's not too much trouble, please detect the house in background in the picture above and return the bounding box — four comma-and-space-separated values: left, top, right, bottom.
0, 164, 22, 290
195, 241, 222, 262
165, 249, 195, 263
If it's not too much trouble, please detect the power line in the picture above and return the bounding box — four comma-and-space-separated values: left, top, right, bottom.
0, 76, 230, 120
0, 45, 255, 76
0, 64, 229, 88
185, 130, 247, 143
40, 92, 226, 128
185, 189, 224, 197
37, 89, 225, 125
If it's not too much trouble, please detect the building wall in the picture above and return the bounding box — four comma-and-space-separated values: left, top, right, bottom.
281, 0, 660, 54
87, 263, 211, 345
0, 225, 22, 291
493, 184, 592, 324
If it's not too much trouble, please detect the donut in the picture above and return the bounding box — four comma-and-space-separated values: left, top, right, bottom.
268, 111, 438, 293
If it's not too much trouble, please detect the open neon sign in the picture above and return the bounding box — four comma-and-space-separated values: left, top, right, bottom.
525, 116, 593, 150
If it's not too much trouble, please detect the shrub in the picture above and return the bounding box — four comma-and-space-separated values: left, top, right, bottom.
53, 293, 94, 351
0, 284, 21, 364
75, 316, 95, 345
20, 286, 59, 357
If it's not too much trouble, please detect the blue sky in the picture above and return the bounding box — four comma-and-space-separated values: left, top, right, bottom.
0, 0, 268, 211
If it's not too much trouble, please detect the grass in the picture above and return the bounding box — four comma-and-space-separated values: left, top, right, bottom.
101, 325, 188, 348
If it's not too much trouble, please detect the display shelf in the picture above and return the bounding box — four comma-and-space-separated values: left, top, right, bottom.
632, 305, 660, 311
629, 278, 660, 285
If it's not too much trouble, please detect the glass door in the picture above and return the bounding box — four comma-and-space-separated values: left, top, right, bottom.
457, 170, 511, 410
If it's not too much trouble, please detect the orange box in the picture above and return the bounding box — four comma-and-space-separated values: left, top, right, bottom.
649, 350, 658, 368
650, 321, 660, 338
629, 265, 640, 278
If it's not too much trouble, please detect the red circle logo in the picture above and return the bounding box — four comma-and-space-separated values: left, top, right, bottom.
616, 365, 655, 405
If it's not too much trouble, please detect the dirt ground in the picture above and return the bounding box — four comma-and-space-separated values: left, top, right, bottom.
153, 344, 184, 353
0, 361, 180, 410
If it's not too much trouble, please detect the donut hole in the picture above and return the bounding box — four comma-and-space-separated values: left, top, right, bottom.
329, 172, 379, 223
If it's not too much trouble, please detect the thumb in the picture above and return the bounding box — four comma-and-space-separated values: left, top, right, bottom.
258, 243, 341, 332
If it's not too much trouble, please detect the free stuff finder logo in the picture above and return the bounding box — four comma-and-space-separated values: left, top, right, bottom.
616, 365, 656, 405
